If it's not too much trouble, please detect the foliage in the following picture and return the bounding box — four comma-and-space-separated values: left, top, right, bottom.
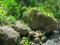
0, 0, 60, 24
0, 0, 21, 23
18, 37, 29, 45
38, 0, 60, 19
23, 37, 29, 45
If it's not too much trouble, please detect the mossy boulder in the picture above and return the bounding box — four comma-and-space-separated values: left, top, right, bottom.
22, 8, 57, 32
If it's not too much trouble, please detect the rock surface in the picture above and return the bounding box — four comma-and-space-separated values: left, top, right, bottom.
41, 36, 47, 42
22, 8, 57, 32
0, 26, 20, 45
14, 21, 31, 35
42, 30, 60, 45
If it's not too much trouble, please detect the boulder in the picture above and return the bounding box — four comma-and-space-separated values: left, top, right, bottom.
22, 8, 57, 32
34, 31, 42, 38
14, 21, 31, 35
29, 31, 35, 37
34, 37, 40, 43
57, 20, 60, 30
41, 36, 47, 42
0, 26, 20, 45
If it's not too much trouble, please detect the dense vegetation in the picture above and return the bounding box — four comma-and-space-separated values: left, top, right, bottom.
0, 0, 60, 23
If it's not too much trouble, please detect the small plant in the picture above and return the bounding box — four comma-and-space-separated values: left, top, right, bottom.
18, 37, 29, 45
23, 37, 29, 45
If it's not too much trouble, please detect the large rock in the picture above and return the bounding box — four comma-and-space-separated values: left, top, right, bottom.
57, 20, 60, 30
14, 21, 31, 35
0, 26, 20, 45
22, 8, 57, 32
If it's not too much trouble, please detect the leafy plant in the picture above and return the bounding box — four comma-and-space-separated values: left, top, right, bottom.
0, 0, 21, 22
18, 37, 29, 45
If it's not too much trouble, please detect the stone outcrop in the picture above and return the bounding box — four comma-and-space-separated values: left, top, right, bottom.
0, 26, 20, 45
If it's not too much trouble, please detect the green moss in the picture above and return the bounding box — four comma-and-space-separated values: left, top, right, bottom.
22, 7, 57, 32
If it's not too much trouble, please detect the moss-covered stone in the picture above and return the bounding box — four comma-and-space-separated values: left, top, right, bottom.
22, 8, 57, 32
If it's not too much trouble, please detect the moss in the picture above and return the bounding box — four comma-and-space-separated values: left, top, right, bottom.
22, 7, 57, 32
